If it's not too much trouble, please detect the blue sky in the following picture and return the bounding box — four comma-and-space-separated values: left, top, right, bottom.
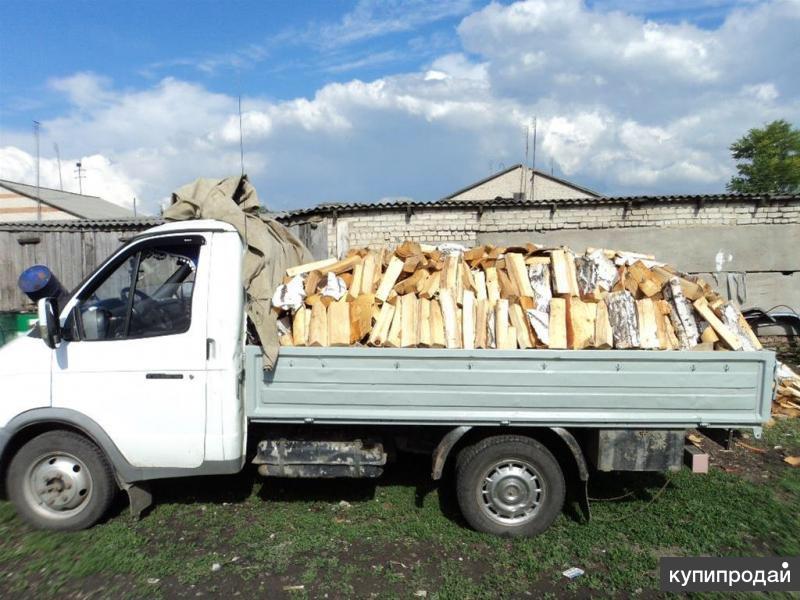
1, 1, 798, 213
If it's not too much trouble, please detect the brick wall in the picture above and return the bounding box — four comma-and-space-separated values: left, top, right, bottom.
285, 198, 800, 257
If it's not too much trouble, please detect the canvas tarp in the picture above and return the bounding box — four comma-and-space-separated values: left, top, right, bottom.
163, 176, 312, 369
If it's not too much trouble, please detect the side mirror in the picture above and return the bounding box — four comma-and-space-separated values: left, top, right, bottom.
37, 297, 61, 349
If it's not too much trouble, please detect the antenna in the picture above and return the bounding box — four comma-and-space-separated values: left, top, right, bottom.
54, 143, 64, 190
133, 196, 138, 218
521, 124, 529, 197
550, 156, 554, 176
238, 93, 245, 176
74, 161, 85, 195
530, 117, 538, 200
34, 121, 41, 221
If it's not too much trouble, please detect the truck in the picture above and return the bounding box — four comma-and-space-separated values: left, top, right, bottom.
0, 219, 776, 537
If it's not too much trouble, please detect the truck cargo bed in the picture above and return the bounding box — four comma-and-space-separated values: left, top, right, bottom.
244, 346, 775, 432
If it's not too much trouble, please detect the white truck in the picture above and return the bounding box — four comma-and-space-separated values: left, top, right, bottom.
0, 220, 776, 537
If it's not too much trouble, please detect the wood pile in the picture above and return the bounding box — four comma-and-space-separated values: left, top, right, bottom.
774, 364, 800, 419
272, 241, 764, 353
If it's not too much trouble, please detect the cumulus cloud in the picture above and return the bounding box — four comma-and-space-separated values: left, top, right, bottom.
1, 0, 798, 213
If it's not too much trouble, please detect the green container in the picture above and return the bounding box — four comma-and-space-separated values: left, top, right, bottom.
0, 312, 37, 347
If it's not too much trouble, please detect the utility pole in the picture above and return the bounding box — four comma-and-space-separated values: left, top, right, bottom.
530, 117, 538, 201
34, 121, 41, 221
54, 143, 64, 190
74, 161, 85, 195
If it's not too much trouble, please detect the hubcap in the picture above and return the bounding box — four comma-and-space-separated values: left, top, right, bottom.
479, 459, 543, 525
25, 453, 93, 519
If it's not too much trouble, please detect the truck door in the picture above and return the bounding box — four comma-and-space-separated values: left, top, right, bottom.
52, 234, 210, 468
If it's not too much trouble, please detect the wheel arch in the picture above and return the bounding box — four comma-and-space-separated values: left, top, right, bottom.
0, 408, 137, 495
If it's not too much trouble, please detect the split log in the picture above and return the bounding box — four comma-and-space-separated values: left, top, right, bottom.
605, 291, 640, 349
439, 289, 461, 349
348, 261, 363, 299
400, 294, 419, 347
664, 277, 699, 349
636, 299, 660, 349
473, 270, 488, 301
368, 303, 395, 346
551, 249, 579, 296
628, 261, 662, 297
418, 298, 432, 347
304, 270, 323, 297
566, 298, 596, 349
292, 306, 309, 346
485, 267, 501, 303
495, 299, 515, 349
319, 255, 362, 276
475, 299, 489, 348
328, 299, 351, 346
308, 299, 328, 347
386, 302, 403, 348
594, 300, 614, 349
286, 258, 338, 278
462, 291, 476, 349
375, 256, 405, 302
441, 254, 459, 291
548, 298, 567, 349
506, 253, 535, 299
509, 302, 534, 349
394, 269, 428, 295
360, 253, 377, 295
692, 297, 741, 350
430, 299, 446, 348
349, 294, 374, 344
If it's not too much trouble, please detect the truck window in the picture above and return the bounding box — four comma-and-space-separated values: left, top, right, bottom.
72, 241, 200, 341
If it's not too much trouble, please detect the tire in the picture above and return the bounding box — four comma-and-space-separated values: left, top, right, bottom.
6, 430, 116, 531
456, 435, 565, 537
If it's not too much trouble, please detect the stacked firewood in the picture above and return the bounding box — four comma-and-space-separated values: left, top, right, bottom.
774, 364, 800, 419
271, 241, 763, 352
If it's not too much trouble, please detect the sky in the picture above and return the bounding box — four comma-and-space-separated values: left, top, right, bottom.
1, 0, 798, 215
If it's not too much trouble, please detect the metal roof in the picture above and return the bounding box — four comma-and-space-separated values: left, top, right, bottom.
278, 192, 800, 220
0, 179, 136, 220
0, 217, 162, 232
443, 163, 602, 200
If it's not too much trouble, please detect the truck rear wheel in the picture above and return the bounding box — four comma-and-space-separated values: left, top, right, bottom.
456, 435, 565, 537
7, 431, 116, 531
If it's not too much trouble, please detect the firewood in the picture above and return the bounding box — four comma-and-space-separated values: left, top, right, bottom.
319, 255, 362, 276
430, 299, 446, 348
473, 270, 487, 301
497, 268, 519, 300
605, 291, 640, 349
419, 271, 440, 299
308, 299, 328, 347
566, 298, 596, 349
375, 256, 405, 302
475, 299, 489, 349
509, 302, 534, 349
700, 324, 719, 344
636, 299, 660, 349
551, 249, 579, 296
485, 267, 501, 303
441, 254, 459, 291
395, 241, 422, 259
627, 261, 662, 297
495, 299, 515, 349
369, 303, 395, 346
328, 299, 351, 346
594, 300, 614, 349
548, 298, 567, 349
286, 257, 338, 278
664, 278, 699, 349
304, 270, 323, 297
348, 260, 363, 299
418, 298, 432, 347
439, 289, 460, 349
394, 269, 428, 295
693, 297, 742, 350
360, 252, 377, 295
462, 291, 476, 349
349, 294, 374, 344
292, 306, 309, 346
506, 253, 535, 299
400, 294, 419, 347
386, 302, 403, 348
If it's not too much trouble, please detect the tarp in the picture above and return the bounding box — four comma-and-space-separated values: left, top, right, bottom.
163, 176, 312, 368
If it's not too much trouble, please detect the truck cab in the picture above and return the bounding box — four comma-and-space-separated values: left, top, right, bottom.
0, 220, 248, 529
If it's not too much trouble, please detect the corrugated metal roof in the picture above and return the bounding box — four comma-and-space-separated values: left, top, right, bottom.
0, 179, 136, 219
443, 163, 602, 199
0, 217, 162, 232
278, 192, 800, 219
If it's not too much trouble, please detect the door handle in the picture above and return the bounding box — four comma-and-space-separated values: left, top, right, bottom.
145, 373, 184, 380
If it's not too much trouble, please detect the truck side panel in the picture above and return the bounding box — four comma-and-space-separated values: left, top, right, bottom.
245, 347, 775, 430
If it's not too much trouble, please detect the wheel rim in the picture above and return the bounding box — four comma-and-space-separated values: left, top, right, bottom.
24, 452, 93, 519
479, 459, 544, 525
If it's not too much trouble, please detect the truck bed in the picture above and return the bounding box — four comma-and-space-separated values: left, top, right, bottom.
244, 346, 775, 432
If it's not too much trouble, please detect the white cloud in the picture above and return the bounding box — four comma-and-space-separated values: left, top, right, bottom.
1, 0, 799, 213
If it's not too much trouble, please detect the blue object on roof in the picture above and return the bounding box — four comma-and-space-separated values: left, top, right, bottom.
18, 265, 64, 301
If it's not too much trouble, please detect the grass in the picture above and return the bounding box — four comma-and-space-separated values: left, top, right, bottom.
0, 422, 799, 599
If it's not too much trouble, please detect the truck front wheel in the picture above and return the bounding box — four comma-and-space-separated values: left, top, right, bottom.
456, 435, 565, 537
7, 430, 116, 531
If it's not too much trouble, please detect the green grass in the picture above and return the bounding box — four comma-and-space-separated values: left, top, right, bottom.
1, 425, 799, 598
